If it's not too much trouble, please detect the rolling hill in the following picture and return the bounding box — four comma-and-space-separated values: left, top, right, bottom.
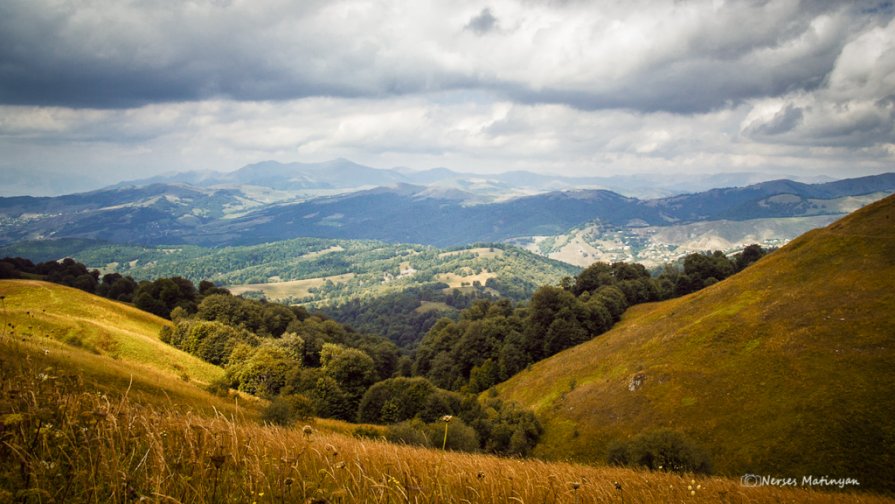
1, 284, 890, 502
495, 193, 895, 491
0, 279, 223, 386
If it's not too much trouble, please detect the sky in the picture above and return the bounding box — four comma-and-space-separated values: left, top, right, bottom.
1, 0, 894, 195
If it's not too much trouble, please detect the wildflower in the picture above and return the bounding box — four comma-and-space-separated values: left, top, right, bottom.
284, 478, 294, 486
570, 481, 581, 490
440, 415, 453, 423
614, 481, 622, 491
477, 471, 485, 480
302, 425, 313, 436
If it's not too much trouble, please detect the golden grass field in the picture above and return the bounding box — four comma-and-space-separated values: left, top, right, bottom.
1, 335, 890, 503
496, 194, 895, 492
0, 280, 223, 385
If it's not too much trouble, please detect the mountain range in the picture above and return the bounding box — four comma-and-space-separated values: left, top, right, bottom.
114, 158, 835, 199
1, 164, 893, 251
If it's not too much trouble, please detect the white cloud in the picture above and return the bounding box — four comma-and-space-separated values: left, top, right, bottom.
0, 0, 893, 195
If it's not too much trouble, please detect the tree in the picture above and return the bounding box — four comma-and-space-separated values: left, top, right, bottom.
262, 303, 297, 337
321, 343, 377, 407
134, 277, 198, 318
229, 345, 297, 398
357, 377, 437, 424
735, 244, 766, 271
197, 294, 264, 333
467, 358, 499, 393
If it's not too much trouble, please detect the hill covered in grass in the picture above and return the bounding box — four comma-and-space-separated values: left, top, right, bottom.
496, 193, 895, 491
0, 279, 223, 386
1, 334, 889, 503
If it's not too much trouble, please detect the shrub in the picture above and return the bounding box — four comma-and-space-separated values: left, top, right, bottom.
261, 394, 316, 426
607, 429, 712, 474
205, 376, 231, 397
385, 419, 432, 447
424, 417, 479, 452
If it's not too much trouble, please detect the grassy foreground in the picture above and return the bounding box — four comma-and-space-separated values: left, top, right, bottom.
2, 336, 891, 503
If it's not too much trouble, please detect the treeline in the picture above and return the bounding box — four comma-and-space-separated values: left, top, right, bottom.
162, 290, 543, 456
0, 256, 229, 318
413, 246, 767, 392
323, 283, 494, 348
0, 256, 140, 302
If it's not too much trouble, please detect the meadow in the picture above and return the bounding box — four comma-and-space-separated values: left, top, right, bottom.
1, 334, 890, 503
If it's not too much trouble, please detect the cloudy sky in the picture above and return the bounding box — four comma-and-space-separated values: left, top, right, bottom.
1, 0, 894, 195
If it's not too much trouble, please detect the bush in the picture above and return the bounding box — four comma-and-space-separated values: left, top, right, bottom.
353, 426, 383, 439
607, 429, 712, 474
261, 394, 316, 426
385, 420, 432, 447
205, 376, 231, 397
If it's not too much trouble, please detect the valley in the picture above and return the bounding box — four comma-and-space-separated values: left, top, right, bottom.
1, 162, 894, 501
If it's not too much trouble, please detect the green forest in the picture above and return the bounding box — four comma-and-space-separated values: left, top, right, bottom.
0, 244, 765, 458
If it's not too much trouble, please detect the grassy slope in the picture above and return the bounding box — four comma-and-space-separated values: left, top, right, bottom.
0, 279, 223, 385
2, 338, 890, 503
496, 194, 895, 491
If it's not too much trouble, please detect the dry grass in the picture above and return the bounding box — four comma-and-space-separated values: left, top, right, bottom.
434, 270, 496, 289
497, 194, 895, 492
226, 273, 355, 300
1, 337, 889, 504
0, 280, 223, 385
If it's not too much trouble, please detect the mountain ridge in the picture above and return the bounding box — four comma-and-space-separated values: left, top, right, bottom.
1, 172, 893, 250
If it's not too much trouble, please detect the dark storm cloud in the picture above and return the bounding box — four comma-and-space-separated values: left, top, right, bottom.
2, 0, 888, 115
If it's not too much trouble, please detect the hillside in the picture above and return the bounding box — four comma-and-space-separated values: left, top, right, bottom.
1, 308, 890, 502
0, 239, 579, 309
0, 279, 223, 386
495, 193, 895, 491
